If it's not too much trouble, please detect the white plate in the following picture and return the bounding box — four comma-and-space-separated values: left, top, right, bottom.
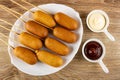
8, 3, 83, 76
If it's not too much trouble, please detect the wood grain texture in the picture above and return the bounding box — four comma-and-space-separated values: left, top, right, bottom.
0, 0, 120, 80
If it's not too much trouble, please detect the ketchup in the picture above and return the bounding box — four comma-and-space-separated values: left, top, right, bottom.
84, 41, 103, 60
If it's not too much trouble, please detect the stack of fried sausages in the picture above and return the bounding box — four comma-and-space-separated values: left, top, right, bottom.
13, 10, 79, 67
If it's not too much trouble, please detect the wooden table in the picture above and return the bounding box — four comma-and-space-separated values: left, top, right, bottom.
0, 0, 120, 80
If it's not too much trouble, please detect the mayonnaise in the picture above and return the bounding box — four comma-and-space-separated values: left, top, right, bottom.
88, 13, 106, 31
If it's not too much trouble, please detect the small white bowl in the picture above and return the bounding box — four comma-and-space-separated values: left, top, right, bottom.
82, 38, 105, 63
82, 38, 109, 73
86, 10, 109, 32
86, 10, 115, 41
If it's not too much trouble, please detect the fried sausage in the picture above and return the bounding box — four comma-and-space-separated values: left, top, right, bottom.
18, 32, 42, 50
14, 46, 37, 65
53, 27, 77, 43
45, 37, 70, 56
36, 50, 63, 67
33, 11, 56, 28
25, 21, 48, 38
54, 12, 78, 30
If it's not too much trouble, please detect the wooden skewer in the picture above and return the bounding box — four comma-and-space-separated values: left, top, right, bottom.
0, 24, 19, 35
21, 0, 49, 14
0, 37, 8, 46
0, 5, 21, 16
0, 39, 15, 49
0, 32, 10, 39
0, 33, 15, 49
0, 32, 17, 48
0, 5, 25, 22
0, 4, 53, 30
0, 5, 19, 19
0, 19, 23, 32
0, 38, 14, 49
10, 0, 30, 12
0, 19, 13, 26
11, 0, 49, 14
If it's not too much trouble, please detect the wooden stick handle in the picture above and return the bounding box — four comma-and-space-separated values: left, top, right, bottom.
21, 0, 49, 14
0, 33, 14, 49
0, 24, 19, 35
0, 19, 23, 32
0, 5, 25, 23
0, 5, 19, 19
10, 0, 29, 11
0, 5, 22, 16
0, 32, 17, 45
0, 38, 8, 46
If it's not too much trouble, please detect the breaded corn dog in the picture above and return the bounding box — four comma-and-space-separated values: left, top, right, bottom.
34, 11, 56, 28
36, 50, 63, 67
18, 32, 43, 50
14, 46, 37, 65
45, 37, 70, 56
53, 27, 77, 43
54, 12, 78, 30
25, 20, 48, 38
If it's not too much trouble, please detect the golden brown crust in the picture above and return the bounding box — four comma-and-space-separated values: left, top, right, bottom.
45, 37, 70, 56
36, 50, 63, 67
34, 11, 56, 27
54, 12, 78, 30
53, 27, 77, 43
14, 46, 38, 65
18, 32, 43, 50
25, 20, 48, 38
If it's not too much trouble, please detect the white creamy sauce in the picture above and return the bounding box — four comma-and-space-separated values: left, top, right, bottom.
88, 13, 106, 31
